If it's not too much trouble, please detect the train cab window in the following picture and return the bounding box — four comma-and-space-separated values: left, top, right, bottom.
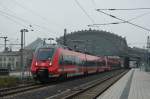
37, 48, 55, 60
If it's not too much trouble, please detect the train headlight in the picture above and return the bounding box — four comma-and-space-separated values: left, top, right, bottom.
35, 62, 38, 66
49, 62, 52, 66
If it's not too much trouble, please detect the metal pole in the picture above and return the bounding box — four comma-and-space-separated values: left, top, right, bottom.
146, 36, 150, 71
64, 28, 67, 46
24, 32, 25, 48
43, 38, 46, 45
0, 36, 8, 51
20, 29, 24, 80
85, 40, 88, 72
4, 37, 7, 51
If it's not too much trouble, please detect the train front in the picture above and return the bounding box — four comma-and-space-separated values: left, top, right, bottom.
31, 46, 58, 82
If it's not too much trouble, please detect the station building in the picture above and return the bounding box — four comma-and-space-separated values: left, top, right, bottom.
0, 38, 43, 71
0, 50, 33, 71
0, 51, 20, 70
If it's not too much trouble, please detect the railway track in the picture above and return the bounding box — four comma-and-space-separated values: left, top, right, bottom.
0, 69, 128, 99
49, 69, 128, 99
0, 83, 44, 97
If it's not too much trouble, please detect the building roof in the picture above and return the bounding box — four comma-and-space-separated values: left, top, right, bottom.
57, 29, 128, 56
25, 38, 44, 51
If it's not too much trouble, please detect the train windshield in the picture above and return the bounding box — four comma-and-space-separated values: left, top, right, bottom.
37, 48, 55, 60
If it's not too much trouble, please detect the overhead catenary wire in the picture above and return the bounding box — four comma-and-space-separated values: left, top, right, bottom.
74, 0, 95, 23
0, 9, 34, 29
12, 0, 63, 29
88, 11, 150, 26
126, 11, 150, 21
0, 8, 55, 33
0, 2, 17, 15
96, 10, 150, 32
0, 10, 28, 28
97, 8, 150, 11
0, 8, 58, 41
0, 3, 30, 28
8, 0, 62, 37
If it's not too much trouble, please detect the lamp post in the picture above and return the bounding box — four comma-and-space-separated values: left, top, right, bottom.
146, 36, 150, 71
0, 36, 9, 51
48, 38, 54, 44
20, 29, 28, 80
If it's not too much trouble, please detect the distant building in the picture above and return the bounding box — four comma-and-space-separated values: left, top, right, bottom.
25, 38, 44, 51
0, 51, 20, 70
0, 38, 44, 71
57, 29, 129, 56
0, 50, 33, 71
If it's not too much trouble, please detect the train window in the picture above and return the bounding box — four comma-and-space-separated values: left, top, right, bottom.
75, 57, 81, 66
83, 61, 96, 67
66, 55, 74, 65
37, 48, 55, 60
59, 55, 84, 66
60, 55, 75, 65
97, 61, 105, 66
63, 55, 68, 65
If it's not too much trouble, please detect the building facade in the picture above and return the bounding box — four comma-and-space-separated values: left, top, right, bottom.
0, 50, 33, 71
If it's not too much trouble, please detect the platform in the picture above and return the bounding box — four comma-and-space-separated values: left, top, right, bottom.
9, 71, 31, 77
97, 68, 150, 99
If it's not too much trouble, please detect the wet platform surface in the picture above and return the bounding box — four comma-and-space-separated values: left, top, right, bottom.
97, 68, 150, 99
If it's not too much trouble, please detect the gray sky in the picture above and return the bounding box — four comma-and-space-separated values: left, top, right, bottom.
0, 0, 150, 50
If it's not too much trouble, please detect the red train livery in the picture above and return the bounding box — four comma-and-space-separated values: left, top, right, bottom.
31, 45, 121, 82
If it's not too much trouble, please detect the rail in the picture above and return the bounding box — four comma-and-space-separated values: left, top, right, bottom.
0, 83, 44, 97
50, 69, 129, 99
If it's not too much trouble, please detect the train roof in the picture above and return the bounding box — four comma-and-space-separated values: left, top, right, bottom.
35, 44, 120, 60
35, 44, 64, 52
35, 44, 85, 54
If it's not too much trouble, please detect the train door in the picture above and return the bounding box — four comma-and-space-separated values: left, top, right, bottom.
58, 54, 68, 79
59, 55, 65, 73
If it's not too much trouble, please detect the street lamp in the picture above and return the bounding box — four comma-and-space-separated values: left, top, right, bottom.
0, 36, 9, 51
20, 29, 28, 48
48, 37, 54, 44
20, 29, 28, 80
43, 37, 54, 45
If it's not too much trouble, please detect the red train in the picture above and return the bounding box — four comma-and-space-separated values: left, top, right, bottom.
31, 45, 122, 82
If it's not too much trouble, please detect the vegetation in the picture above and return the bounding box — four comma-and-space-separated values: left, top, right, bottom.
0, 76, 19, 88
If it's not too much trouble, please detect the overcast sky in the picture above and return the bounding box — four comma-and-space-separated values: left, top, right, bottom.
0, 0, 150, 51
